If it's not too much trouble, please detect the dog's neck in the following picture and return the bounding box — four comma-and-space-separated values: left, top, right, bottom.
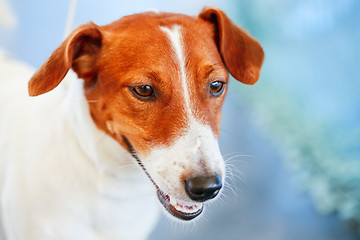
61, 72, 150, 191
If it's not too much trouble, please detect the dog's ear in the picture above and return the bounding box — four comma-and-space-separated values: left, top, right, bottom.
28, 22, 102, 96
199, 7, 264, 85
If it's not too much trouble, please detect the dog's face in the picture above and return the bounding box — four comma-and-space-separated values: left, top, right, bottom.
28, 8, 263, 220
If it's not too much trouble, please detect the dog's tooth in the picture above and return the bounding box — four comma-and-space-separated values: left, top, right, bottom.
168, 195, 202, 213
175, 205, 183, 212
169, 195, 176, 205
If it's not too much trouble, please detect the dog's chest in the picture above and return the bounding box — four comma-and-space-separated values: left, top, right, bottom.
53, 172, 160, 240
89, 184, 159, 239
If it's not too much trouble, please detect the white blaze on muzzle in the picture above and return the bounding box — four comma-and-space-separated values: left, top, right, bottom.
138, 119, 225, 220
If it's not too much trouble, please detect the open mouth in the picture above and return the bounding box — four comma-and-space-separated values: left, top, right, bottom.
156, 188, 203, 220
122, 136, 204, 221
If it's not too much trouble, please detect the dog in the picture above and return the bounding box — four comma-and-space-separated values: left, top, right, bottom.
0, 7, 263, 240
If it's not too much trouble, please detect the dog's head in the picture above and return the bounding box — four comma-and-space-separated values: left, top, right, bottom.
28, 7, 264, 220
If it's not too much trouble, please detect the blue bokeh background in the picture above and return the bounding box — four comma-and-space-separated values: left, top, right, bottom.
1, 0, 359, 239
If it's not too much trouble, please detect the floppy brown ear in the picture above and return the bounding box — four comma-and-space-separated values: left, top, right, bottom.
28, 22, 102, 96
199, 7, 264, 85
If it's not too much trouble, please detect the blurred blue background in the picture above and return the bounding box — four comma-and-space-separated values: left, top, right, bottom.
1, 0, 359, 239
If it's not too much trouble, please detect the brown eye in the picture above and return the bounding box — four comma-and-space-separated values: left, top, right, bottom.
132, 85, 154, 99
130, 85, 156, 101
209, 81, 225, 97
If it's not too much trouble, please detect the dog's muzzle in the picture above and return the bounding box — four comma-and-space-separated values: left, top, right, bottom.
122, 136, 222, 221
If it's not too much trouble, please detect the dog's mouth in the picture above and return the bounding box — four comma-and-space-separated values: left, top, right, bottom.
156, 189, 203, 220
122, 136, 204, 221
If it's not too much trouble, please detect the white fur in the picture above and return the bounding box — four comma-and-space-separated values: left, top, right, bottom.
160, 25, 192, 116
0, 50, 159, 240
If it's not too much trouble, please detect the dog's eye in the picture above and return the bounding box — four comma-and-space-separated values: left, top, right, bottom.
209, 81, 225, 97
131, 85, 155, 99
134, 85, 154, 97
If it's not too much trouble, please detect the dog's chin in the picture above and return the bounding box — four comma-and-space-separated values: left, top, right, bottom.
156, 189, 203, 221
121, 136, 204, 220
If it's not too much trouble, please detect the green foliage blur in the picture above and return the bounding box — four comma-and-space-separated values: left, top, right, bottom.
231, 0, 360, 233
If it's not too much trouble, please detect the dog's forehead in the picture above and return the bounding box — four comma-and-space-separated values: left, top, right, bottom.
99, 12, 223, 85
101, 12, 215, 58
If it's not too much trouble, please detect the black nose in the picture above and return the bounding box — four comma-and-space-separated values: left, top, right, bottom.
185, 174, 222, 202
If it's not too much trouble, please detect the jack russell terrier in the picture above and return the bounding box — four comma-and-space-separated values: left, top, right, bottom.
0, 7, 264, 240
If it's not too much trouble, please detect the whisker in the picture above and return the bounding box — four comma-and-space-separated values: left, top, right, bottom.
224, 154, 255, 163
226, 165, 247, 185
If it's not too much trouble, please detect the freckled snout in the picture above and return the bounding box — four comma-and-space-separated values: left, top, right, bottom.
185, 173, 222, 202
